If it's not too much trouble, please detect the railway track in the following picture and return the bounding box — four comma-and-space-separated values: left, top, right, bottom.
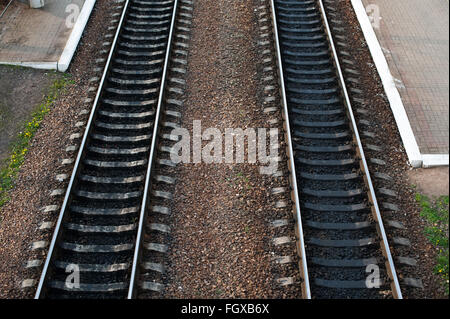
34, 0, 186, 299
32, 0, 404, 300
269, 0, 403, 298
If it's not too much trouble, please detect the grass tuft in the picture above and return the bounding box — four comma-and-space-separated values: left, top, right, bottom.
416, 193, 449, 295
0, 75, 72, 209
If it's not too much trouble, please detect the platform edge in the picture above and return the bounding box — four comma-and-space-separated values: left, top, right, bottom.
350, 0, 423, 168
57, 0, 97, 72
422, 154, 449, 168
0, 61, 57, 69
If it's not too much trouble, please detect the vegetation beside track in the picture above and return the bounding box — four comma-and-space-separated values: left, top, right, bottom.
0, 74, 73, 210
416, 193, 449, 295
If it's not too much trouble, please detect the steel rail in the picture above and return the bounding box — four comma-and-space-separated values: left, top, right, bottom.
34, 0, 131, 299
0, 0, 14, 19
127, 0, 179, 299
269, 0, 312, 299
317, 0, 402, 298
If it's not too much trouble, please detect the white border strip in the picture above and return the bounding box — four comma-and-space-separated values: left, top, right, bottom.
58, 0, 96, 71
0, 61, 57, 69
351, 0, 423, 168
422, 154, 449, 168
0, 0, 96, 72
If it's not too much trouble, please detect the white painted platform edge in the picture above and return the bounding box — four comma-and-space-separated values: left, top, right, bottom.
350, 0, 424, 168
58, 0, 96, 72
0, 1, 96, 72
0, 61, 57, 69
422, 154, 449, 168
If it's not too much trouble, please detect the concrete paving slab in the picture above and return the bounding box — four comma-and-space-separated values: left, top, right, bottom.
0, 0, 91, 71
408, 167, 449, 198
357, 0, 449, 163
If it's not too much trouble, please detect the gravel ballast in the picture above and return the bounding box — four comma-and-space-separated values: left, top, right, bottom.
163, 0, 301, 299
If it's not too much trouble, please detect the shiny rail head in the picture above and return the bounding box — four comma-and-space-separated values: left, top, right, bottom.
127, 0, 180, 299
316, 0, 402, 299
269, 0, 312, 299
34, 0, 133, 299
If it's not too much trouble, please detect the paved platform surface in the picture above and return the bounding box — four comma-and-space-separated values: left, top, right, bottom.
362, 0, 449, 155
0, 0, 85, 65
408, 167, 449, 198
